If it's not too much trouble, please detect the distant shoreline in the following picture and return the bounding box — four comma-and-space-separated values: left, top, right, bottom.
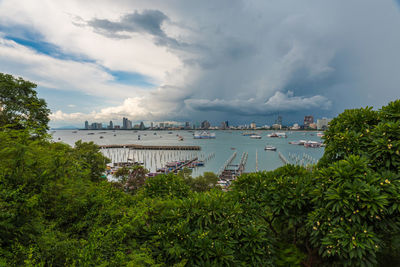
51, 128, 323, 132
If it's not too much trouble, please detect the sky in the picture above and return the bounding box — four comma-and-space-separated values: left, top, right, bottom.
0, 0, 400, 128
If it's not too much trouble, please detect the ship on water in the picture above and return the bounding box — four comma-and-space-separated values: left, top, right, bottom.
267, 132, 287, 138
194, 131, 216, 139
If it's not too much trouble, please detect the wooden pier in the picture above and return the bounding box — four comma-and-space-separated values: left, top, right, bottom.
218, 152, 248, 181
278, 151, 289, 165
99, 144, 201, 150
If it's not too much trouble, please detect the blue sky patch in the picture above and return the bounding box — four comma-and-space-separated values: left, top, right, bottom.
1, 24, 94, 62
108, 70, 155, 87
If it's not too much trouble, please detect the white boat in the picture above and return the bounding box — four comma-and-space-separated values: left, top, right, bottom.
264, 145, 277, 151
267, 132, 287, 138
317, 132, 325, 137
194, 131, 216, 139
250, 134, 262, 139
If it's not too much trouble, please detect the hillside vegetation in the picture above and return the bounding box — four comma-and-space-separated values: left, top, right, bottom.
1, 73, 400, 266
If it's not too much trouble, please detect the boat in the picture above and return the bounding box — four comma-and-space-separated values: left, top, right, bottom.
178, 136, 184, 141
250, 134, 262, 139
138, 135, 141, 140
113, 134, 116, 136
264, 145, 277, 151
194, 131, 216, 139
153, 132, 157, 135
289, 141, 301, 145
242, 132, 255, 136
317, 132, 325, 137
87, 133, 95, 135
72, 131, 78, 133
168, 132, 173, 134
304, 141, 324, 148
267, 132, 287, 138
99, 136, 104, 139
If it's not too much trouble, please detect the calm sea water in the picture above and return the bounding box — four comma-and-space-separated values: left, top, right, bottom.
51, 130, 324, 176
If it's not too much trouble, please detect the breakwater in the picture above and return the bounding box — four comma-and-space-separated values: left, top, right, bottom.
99, 144, 201, 150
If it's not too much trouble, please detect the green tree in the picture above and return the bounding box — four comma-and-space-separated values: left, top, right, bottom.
72, 140, 110, 182
308, 155, 400, 266
114, 165, 149, 194
0, 73, 50, 135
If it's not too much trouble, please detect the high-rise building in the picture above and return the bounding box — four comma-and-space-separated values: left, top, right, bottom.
250, 122, 256, 129
317, 118, 332, 130
220, 121, 227, 129
185, 122, 190, 129
276, 115, 283, 126
122, 117, 128, 129
127, 120, 132, 129
304, 115, 314, 127
139, 121, 145, 130
159, 122, 164, 128
85, 120, 89, 129
150, 122, 154, 128
201, 120, 210, 129
108, 120, 113, 129
122, 117, 133, 129
91, 122, 102, 129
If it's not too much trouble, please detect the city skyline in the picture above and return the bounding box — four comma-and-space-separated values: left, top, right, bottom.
1, 1, 400, 127
80, 114, 331, 131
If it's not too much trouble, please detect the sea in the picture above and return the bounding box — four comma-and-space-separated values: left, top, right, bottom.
50, 130, 324, 177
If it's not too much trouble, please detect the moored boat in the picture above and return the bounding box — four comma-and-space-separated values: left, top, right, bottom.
194, 131, 216, 139
264, 145, 277, 151
267, 132, 287, 138
250, 134, 262, 139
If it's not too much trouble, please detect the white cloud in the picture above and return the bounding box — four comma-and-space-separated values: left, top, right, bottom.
1, 0, 400, 126
0, 0, 182, 83
0, 38, 150, 100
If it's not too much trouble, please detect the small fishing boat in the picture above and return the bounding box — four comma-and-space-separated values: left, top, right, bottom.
250, 134, 262, 139
264, 145, 277, 151
99, 136, 104, 139
194, 131, 216, 139
267, 132, 287, 138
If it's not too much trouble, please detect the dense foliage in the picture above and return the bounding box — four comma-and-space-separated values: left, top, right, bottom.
1, 74, 400, 266
0, 73, 50, 135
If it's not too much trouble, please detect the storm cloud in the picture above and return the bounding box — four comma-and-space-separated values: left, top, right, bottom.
1, 0, 400, 126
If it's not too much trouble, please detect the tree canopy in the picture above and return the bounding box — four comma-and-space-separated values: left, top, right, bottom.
1, 73, 400, 266
0, 73, 50, 135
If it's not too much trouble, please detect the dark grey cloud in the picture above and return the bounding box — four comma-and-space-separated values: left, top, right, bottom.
87, 10, 173, 41
185, 91, 331, 116
159, 0, 400, 124
83, 1, 400, 124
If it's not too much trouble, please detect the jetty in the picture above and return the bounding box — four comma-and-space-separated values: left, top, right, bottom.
278, 151, 289, 165
99, 144, 201, 150
218, 152, 248, 182
169, 157, 199, 174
